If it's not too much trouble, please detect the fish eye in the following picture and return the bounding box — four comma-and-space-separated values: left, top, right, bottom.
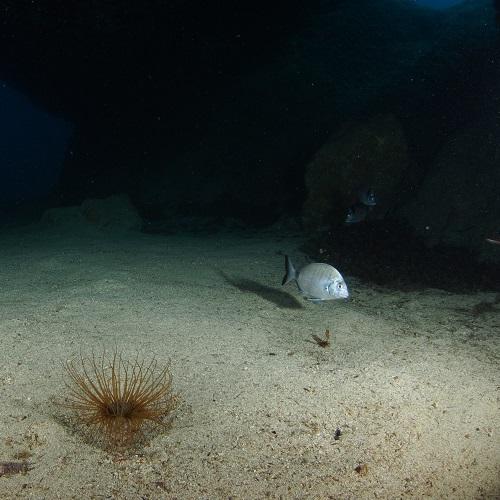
337, 282, 342, 289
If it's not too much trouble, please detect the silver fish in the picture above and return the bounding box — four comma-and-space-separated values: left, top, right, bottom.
345, 203, 368, 224
358, 187, 377, 206
282, 256, 349, 302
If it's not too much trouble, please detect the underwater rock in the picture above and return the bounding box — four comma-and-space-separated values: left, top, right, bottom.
41, 194, 143, 232
41, 205, 84, 228
399, 112, 500, 263
302, 114, 409, 231
80, 194, 143, 231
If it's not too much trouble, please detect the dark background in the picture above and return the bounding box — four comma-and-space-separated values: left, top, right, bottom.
1, 0, 499, 289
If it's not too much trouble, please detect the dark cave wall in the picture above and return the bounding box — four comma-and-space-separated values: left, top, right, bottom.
127, 0, 496, 225
0, 0, 497, 235
0, 0, 332, 214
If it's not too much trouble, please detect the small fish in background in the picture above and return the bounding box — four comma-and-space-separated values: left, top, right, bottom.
485, 232, 500, 245
357, 186, 377, 207
345, 186, 377, 224
282, 255, 349, 302
345, 203, 369, 224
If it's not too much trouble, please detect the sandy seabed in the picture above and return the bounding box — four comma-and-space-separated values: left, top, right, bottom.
0, 225, 498, 499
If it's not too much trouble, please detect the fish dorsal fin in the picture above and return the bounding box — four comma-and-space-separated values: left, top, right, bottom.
282, 255, 298, 285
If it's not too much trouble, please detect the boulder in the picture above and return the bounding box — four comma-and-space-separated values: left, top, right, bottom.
40, 205, 84, 228
302, 114, 409, 230
400, 114, 500, 262
41, 194, 143, 232
80, 194, 143, 231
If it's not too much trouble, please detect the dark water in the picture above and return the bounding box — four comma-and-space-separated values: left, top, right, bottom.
1, 0, 498, 288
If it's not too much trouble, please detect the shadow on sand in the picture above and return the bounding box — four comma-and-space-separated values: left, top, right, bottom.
219, 271, 303, 309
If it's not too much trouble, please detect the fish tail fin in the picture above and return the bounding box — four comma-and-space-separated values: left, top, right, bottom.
282, 255, 297, 286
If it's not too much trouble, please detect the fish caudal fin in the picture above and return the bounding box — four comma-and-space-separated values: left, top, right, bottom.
282, 255, 297, 286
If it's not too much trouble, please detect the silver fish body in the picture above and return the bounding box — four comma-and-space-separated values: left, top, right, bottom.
282, 256, 349, 302
345, 203, 368, 224
358, 187, 377, 206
